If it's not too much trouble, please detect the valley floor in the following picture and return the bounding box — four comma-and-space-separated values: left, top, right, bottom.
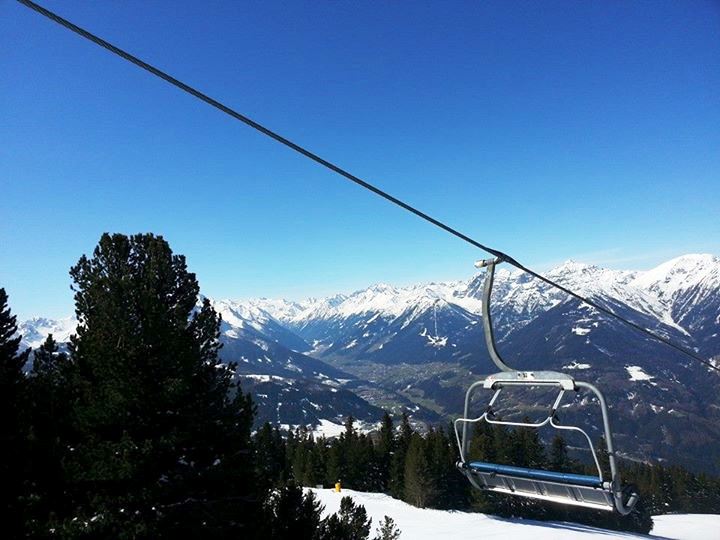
309, 488, 720, 540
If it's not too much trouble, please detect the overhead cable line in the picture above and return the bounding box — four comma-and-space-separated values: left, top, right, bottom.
16, 0, 719, 374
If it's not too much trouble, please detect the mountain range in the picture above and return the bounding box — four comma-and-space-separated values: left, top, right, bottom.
18, 254, 720, 472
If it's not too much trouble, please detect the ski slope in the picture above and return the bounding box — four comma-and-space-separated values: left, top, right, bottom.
309, 489, 720, 540
653, 514, 720, 540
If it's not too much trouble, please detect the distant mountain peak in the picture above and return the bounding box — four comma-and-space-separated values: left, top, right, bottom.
549, 259, 601, 275
632, 253, 720, 302
18, 315, 77, 349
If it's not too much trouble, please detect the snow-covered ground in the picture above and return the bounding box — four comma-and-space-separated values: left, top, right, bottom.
309, 488, 720, 540
652, 514, 720, 540
311, 419, 347, 439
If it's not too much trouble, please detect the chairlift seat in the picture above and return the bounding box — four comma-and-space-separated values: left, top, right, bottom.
464, 460, 615, 511
468, 461, 603, 488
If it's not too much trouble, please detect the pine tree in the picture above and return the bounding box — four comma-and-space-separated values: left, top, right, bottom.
351, 433, 377, 491
26, 334, 72, 532
465, 420, 495, 513
291, 426, 309, 484
326, 435, 347, 488
58, 233, 260, 537
427, 426, 468, 510
327, 415, 374, 490
549, 435, 569, 470
320, 496, 371, 540
344, 414, 357, 438
403, 433, 432, 508
255, 422, 288, 491
389, 413, 412, 499
506, 425, 546, 519
505, 420, 545, 471
373, 515, 401, 540
310, 435, 329, 487
425, 428, 449, 508
376, 412, 395, 492
445, 421, 471, 510
341, 416, 358, 486
31, 333, 68, 379
0, 288, 31, 536
262, 483, 323, 540
291, 426, 325, 487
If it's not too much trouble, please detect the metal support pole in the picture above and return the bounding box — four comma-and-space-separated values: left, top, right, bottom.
575, 381, 638, 515
477, 258, 514, 372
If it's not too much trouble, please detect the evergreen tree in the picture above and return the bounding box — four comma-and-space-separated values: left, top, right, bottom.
549, 435, 569, 470
58, 233, 260, 537
326, 415, 376, 490
255, 422, 288, 491
351, 433, 377, 491
342, 415, 367, 489
291, 426, 325, 487
511, 423, 545, 468
326, 434, 347, 489
31, 333, 69, 379
320, 496, 371, 540
425, 428, 450, 508
0, 288, 31, 536
262, 483, 323, 540
403, 433, 432, 508
429, 425, 468, 510
389, 413, 412, 499
376, 412, 395, 491
310, 435, 330, 487
505, 425, 546, 518
373, 515, 401, 540
27, 334, 72, 532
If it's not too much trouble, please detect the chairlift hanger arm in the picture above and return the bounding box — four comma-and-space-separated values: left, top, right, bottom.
477, 257, 514, 372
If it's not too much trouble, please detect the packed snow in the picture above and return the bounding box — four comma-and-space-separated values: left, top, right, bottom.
563, 361, 592, 370
240, 374, 291, 383
625, 365, 655, 382
311, 419, 347, 439
652, 514, 720, 540
309, 488, 720, 540
572, 326, 592, 336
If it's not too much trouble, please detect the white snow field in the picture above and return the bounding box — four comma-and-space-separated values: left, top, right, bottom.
652, 514, 720, 540
309, 488, 720, 540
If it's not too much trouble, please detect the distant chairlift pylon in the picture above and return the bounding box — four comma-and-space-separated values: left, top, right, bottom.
453, 258, 639, 514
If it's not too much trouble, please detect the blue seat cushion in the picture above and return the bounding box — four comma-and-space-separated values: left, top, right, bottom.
468, 461, 603, 488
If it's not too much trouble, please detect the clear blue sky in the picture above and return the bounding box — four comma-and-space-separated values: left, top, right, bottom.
2, 1, 719, 319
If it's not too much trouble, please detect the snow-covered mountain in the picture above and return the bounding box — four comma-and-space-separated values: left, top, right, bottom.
631, 254, 720, 355
267, 254, 717, 330
17, 254, 720, 470
23, 254, 717, 363
18, 316, 76, 349
245, 254, 718, 368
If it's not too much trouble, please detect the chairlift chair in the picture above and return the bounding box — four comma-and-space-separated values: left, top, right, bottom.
454, 258, 639, 515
